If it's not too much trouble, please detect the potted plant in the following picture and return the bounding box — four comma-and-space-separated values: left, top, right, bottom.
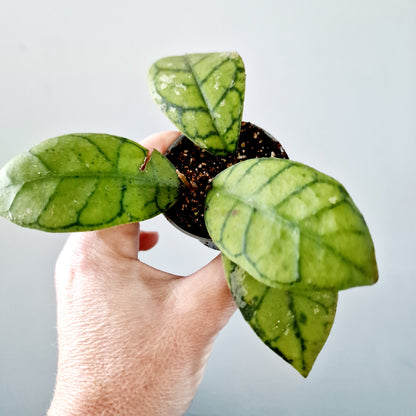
0, 51, 378, 377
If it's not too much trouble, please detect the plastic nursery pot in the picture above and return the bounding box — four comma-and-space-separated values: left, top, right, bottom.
163, 121, 289, 248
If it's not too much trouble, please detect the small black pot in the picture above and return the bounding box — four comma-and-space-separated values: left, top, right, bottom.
163, 122, 289, 249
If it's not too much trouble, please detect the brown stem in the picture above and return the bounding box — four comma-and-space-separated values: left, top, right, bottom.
176, 169, 198, 192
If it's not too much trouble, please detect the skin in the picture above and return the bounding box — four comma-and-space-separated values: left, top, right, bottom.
47, 131, 237, 416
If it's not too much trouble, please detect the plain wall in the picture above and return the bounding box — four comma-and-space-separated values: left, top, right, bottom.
0, 0, 415, 414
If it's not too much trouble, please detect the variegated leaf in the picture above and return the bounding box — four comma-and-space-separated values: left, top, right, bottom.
0, 134, 180, 231
206, 158, 378, 290
148, 52, 245, 155
223, 255, 338, 377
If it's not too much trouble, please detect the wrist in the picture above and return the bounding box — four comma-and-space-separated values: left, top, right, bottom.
48, 376, 125, 416
47, 374, 192, 416
48, 384, 104, 416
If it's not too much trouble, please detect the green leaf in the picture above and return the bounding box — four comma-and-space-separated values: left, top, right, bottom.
0, 133, 180, 232
223, 255, 338, 377
206, 158, 378, 290
148, 52, 245, 156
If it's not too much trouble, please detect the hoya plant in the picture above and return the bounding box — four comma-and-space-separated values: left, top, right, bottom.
0, 52, 378, 377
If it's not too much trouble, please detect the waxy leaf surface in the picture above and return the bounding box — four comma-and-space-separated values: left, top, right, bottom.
223, 255, 338, 377
0, 134, 180, 231
206, 158, 378, 290
149, 52, 245, 155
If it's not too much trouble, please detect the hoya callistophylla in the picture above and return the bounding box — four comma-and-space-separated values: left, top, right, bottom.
0, 134, 180, 231
205, 158, 378, 376
148, 52, 245, 156
205, 158, 377, 290
222, 256, 338, 377
0, 52, 378, 377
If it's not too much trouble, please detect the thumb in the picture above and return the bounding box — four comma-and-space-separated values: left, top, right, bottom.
181, 255, 237, 337
93, 223, 141, 259
65, 223, 141, 262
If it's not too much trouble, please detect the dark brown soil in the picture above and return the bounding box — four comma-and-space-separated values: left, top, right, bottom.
164, 121, 289, 245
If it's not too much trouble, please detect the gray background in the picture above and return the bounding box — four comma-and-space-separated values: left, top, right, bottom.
1, 0, 415, 414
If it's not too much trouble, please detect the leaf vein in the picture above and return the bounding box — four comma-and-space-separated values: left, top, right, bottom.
220, 191, 368, 280
73, 134, 115, 166
28, 149, 53, 172
184, 54, 229, 151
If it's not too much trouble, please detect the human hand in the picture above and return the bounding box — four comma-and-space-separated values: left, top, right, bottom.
47, 131, 236, 416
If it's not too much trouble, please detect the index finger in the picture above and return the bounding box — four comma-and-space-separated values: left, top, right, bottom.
140, 130, 181, 154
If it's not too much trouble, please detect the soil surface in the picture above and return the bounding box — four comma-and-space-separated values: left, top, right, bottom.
164, 121, 289, 244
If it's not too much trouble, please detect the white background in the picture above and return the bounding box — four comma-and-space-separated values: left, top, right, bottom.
0, 0, 415, 414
